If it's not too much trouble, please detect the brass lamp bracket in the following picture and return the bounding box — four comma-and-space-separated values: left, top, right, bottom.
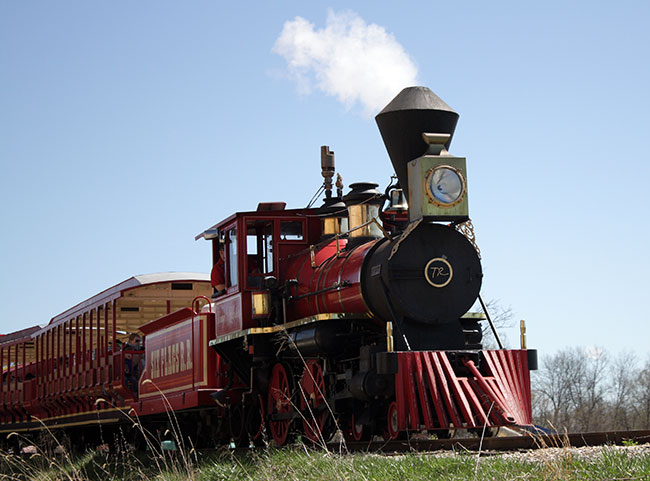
422, 132, 451, 156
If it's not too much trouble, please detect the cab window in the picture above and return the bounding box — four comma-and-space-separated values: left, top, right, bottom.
227, 228, 238, 287
280, 221, 304, 241
246, 220, 274, 288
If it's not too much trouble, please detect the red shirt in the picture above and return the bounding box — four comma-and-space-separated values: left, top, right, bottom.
211, 258, 225, 288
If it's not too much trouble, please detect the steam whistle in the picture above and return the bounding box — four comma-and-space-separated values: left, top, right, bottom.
321, 146, 335, 199
318, 146, 347, 238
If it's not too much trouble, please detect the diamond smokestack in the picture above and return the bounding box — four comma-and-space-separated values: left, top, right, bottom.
375, 87, 459, 201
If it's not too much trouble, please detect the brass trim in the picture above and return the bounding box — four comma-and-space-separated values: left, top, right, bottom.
252, 292, 270, 316
138, 382, 195, 398
386, 321, 394, 352
389, 218, 422, 261
0, 407, 129, 433
370, 218, 392, 240
208, 312, 371, 347
424, 164, 466, 207
337, 249, 352, 312
0, 417, 123, 433
455, 219, 481, 259
424, 257, 453, 288
309, 245, 316, 268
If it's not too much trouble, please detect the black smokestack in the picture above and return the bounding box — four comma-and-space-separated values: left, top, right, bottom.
375, 87, 459, 200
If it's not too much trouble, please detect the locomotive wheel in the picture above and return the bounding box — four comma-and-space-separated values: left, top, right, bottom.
229, 404, 248, 447
343, 413, 371, 442
247, 394, 266, 447
267, 363, 294, 446
299, 360, 328, 444
384, 401, 400, 440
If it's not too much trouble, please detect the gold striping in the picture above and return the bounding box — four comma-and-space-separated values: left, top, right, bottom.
209, 312, 371, 347
0, 417, 123, 433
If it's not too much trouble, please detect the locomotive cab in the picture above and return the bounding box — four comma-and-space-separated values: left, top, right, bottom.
196, 204, 324, 335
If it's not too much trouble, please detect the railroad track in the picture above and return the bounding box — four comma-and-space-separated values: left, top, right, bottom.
334, 429, 650, 453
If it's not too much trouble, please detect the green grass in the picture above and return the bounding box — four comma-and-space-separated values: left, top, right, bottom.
2, 445, 650, 481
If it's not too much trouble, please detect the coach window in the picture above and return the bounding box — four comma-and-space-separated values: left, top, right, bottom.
227, 228, 238, 288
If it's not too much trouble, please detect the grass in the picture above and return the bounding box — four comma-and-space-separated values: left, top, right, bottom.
2, 443, 650, 481
2, 372, 647, 481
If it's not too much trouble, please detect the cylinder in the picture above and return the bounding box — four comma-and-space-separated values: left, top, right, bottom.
288, 322, 349, 356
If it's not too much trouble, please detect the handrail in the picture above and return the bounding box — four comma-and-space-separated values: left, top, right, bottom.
285, 217, 392, 264
193, 295, 213, 313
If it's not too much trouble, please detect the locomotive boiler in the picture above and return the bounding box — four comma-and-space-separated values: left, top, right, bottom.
0, 86, 536, 450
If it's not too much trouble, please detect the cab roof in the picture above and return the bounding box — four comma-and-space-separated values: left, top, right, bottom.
195, 203, 317, 241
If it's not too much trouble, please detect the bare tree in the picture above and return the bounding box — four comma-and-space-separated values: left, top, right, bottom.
532, 347, 650, 432
533, 348, 575, 430
533, 347, 609, 432
632, 356, 650, 429
607, 351, 638, 430
568, 347, 609, 431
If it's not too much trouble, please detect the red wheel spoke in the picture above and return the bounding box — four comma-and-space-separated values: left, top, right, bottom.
299, 360, 327, 443
386, 401, 399, 440
345, 413, 366, 442
267, 363, 293, 446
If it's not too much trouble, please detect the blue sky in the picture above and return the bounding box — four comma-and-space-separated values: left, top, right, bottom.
1, 1, 649, 357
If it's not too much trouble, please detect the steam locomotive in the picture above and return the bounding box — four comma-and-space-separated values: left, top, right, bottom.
0, 87, 536, 449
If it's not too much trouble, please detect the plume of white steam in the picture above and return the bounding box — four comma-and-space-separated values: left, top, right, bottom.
273, 10, 419, 116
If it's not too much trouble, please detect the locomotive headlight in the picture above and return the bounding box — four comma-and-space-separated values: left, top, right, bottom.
406, 139, 468, 222
425, 165, 466, 207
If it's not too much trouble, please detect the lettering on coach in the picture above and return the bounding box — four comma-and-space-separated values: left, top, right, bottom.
150, 340, 193, 378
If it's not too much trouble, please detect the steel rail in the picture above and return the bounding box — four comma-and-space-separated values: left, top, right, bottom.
335, 429, 650, 453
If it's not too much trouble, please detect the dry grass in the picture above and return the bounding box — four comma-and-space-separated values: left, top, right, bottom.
3, 363, 648, 480
2, 439, 650, 481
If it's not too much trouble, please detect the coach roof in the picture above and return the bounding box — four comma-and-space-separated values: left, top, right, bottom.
47, 272, 210, 328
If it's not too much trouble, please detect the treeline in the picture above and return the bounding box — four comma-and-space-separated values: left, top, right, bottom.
531, 347, 650, 432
